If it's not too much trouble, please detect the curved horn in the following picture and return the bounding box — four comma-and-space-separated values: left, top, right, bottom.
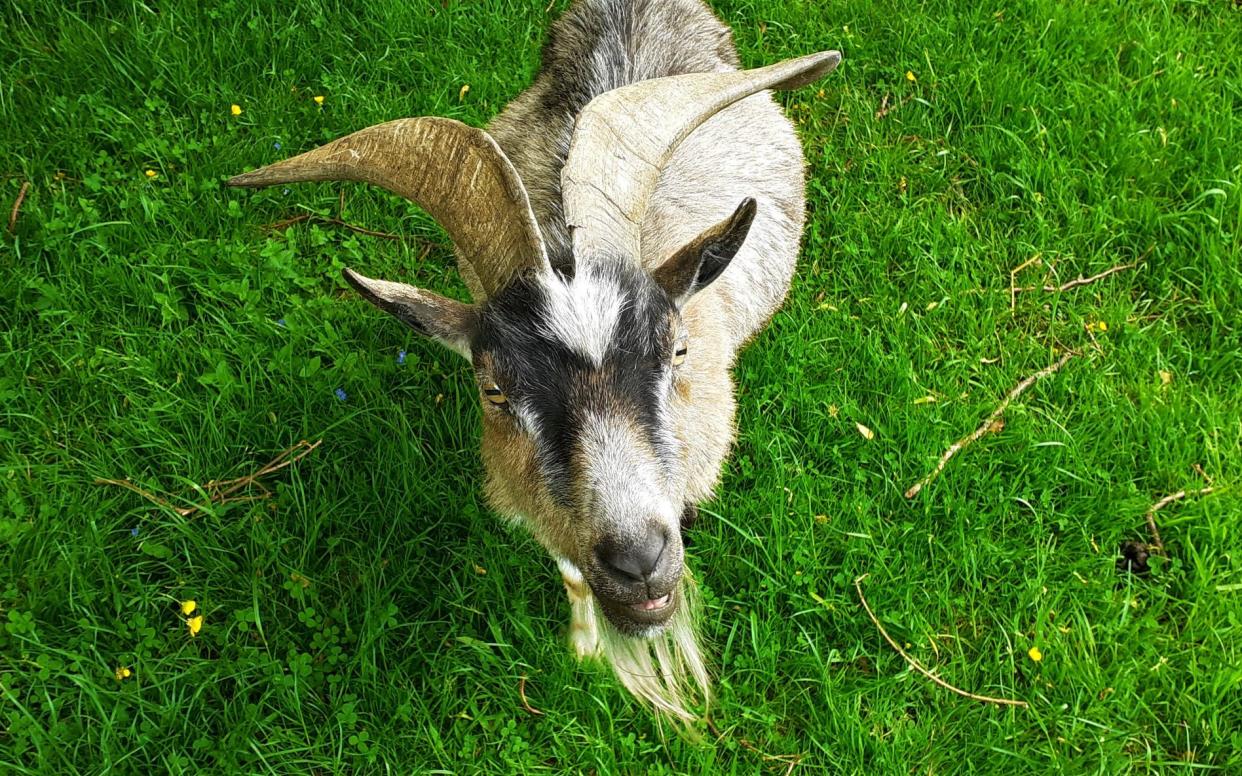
561, 50, 841, 262
229, 117, 547, 301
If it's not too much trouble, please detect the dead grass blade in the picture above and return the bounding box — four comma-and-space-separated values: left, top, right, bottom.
8, 181, 30, 234
96, 439, 322, 517
706, 719, 804, 772
518, 676, 545, 716
854, 575, 1028, 708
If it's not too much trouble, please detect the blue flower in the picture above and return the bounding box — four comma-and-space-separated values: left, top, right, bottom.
397, 350, 406, 365
334, 388, 347, 402
130, 527, 139, 537
273, 141, 282, 150
277, 318, 287, 328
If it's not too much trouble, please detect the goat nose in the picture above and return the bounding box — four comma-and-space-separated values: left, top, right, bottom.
596, 526, 667, 582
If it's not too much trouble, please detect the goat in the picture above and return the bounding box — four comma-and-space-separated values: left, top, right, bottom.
229, 0, 839, 722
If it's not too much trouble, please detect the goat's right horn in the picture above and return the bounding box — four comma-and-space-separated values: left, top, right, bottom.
562, 50, 841, 264
229, 116, 548, 301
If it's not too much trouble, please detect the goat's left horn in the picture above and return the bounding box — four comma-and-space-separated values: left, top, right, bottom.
229, 116, 548, 301
562, 50, 841, 262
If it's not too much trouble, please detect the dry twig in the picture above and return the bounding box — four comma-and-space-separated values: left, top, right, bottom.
518, 676, 544, 716
97, 439, 322, 517
1014, 248, 1150, 295
1143, 486, 1216, 554
854, 575, 1028, 708
905, 351, 1075, 499
8, 181, 30, 234
1045, 261, 1137, 293
183, 439, 322, 517
262, 213, 401, 241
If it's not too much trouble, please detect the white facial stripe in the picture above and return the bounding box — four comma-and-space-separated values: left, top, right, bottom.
651, 370, 682, 465
511, 400, 542, 438
579, 413, 677, 537
538, 268, 626, 366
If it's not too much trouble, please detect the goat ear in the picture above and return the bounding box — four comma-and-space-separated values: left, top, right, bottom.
343, 268, 477, 359
653, 198, 757, 303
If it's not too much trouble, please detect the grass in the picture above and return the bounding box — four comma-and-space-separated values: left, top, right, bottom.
2, 0, 1240, 771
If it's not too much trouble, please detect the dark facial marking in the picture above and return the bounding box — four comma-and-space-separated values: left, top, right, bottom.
679, 503, 699, 546
473, 262, 680, 507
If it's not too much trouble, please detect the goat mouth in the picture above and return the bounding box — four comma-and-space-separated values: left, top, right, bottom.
595, 588, 679, 635
631, 594, 672, 612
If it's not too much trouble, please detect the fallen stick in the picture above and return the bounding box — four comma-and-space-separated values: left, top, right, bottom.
1044, 262, 1136, 293
8, 181, 30, 234
1143, 486, 1216, 554
854, 575, 1028, 708
262, 213, 401, 241
905, 351, 1075, 499
1014, 249, 1149, 295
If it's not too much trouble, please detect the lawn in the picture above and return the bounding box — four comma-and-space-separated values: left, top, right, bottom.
2, 0, 1240, 772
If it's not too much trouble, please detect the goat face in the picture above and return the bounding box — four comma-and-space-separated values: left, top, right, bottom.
477, 260, 688, 634
350, 200, 756, 635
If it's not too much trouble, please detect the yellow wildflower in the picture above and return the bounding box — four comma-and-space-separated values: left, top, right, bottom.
1028, 646, 1043, 662
114, 666, 132, 681
459, 83, 471, 101
180, 600, 197, 616
313, 95, 325, 105
906, 70, 916, 82
230, 104, 243, 116
144, 169, 158, 180
188, 615, 203, 637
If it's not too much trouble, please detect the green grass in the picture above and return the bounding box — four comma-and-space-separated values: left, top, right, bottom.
2, 0, 1240, 771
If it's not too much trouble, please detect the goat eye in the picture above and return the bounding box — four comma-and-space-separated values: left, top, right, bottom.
483, 383, 509, 408
672, 343, 688, 367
